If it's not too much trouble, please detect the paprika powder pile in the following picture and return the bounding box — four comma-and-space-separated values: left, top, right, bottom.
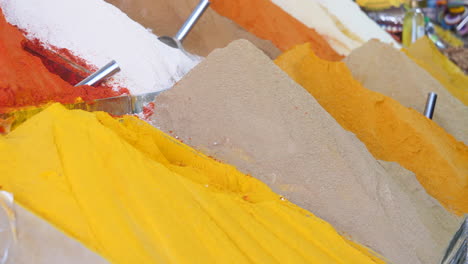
0, 9, 124, 113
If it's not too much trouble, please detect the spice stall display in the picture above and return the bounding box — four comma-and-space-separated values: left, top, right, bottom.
0, 103, 388, 264
0, 0, 467, 263
151, 39, 460, 264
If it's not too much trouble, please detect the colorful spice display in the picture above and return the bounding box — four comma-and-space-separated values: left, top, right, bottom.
210, 0, 343, 61
404, 37, 468, 106
275, 43, 468, 215
152, 39, 460, 264
0, 0, 467, 263
0, 104, 386, 264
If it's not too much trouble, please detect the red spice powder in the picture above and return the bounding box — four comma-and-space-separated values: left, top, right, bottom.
142, 102, 155, 120
22, 38, 92, 86
23, 39, 129, 95
0, 9, 125, 113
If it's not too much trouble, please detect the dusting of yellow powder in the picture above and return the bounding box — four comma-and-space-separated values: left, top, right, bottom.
404, 37, 468, 106
0, 104, 385, 264
275, 43, 468, 215
434, 25, 464, 48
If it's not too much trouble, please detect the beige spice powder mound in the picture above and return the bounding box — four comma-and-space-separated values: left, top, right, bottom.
151, 39, 460, 264
344, 40, 468, 145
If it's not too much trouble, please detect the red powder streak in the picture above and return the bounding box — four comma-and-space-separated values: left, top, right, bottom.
22, 39, 89, 86
142, 102, 155, 120
23, 38, 130, 96
0, 9, 126, 114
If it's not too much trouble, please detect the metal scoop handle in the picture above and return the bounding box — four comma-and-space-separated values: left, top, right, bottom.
75, 60, 120, 87
175, 0, 210, 43
423, 92, 437, 119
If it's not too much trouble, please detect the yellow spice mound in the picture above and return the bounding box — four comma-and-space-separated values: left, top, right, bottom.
275, 43, 468, 215
356, 0, 404, 10
404, 37, 468, 106
0, 104, 385, 264
434, 25, 464, 48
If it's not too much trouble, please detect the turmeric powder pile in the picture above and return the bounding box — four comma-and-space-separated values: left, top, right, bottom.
0, 104, 385, 264
210, 0, 343, 61
344, 40, 468, 144
404, 37, 468, 106
275, 43, 468, 215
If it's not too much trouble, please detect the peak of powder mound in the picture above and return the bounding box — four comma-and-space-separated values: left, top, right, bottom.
151, 39, 459, 264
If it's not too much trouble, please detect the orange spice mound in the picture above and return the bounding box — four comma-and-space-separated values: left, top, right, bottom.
210, 0, 343, 61
0, 9, 124, 113
275, 43, 468, 215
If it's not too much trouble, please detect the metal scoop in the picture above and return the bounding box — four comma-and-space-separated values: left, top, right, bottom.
75, 60, 120, 87
423, 92, 438, 119
440, 216, 467, 264
158, 0, 210, 50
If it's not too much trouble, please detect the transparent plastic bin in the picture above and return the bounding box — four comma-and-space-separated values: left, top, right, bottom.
0, 191, 15, 264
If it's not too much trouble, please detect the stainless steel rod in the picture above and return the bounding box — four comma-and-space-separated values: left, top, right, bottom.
457, 15, 468, 32
175, 0, 210, 42
423, 92, 437, 119
75, 60, 120, 87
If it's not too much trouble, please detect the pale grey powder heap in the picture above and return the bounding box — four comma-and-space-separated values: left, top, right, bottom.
10, 204, 108, 264
344, 40, 468, 144
152, 39, 460, 264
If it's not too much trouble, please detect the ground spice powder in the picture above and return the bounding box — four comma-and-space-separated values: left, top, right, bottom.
0, 104, 385, 264
151, 39, 460, 264
275, 43, 468, 215
344, 40, 468, 145
444, 47, 468, 74
105, 0, 281, 58
210, 0, 343, 61
0, 10, 122, 113
404, 37, 468, 106
22, 38, 95, 86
